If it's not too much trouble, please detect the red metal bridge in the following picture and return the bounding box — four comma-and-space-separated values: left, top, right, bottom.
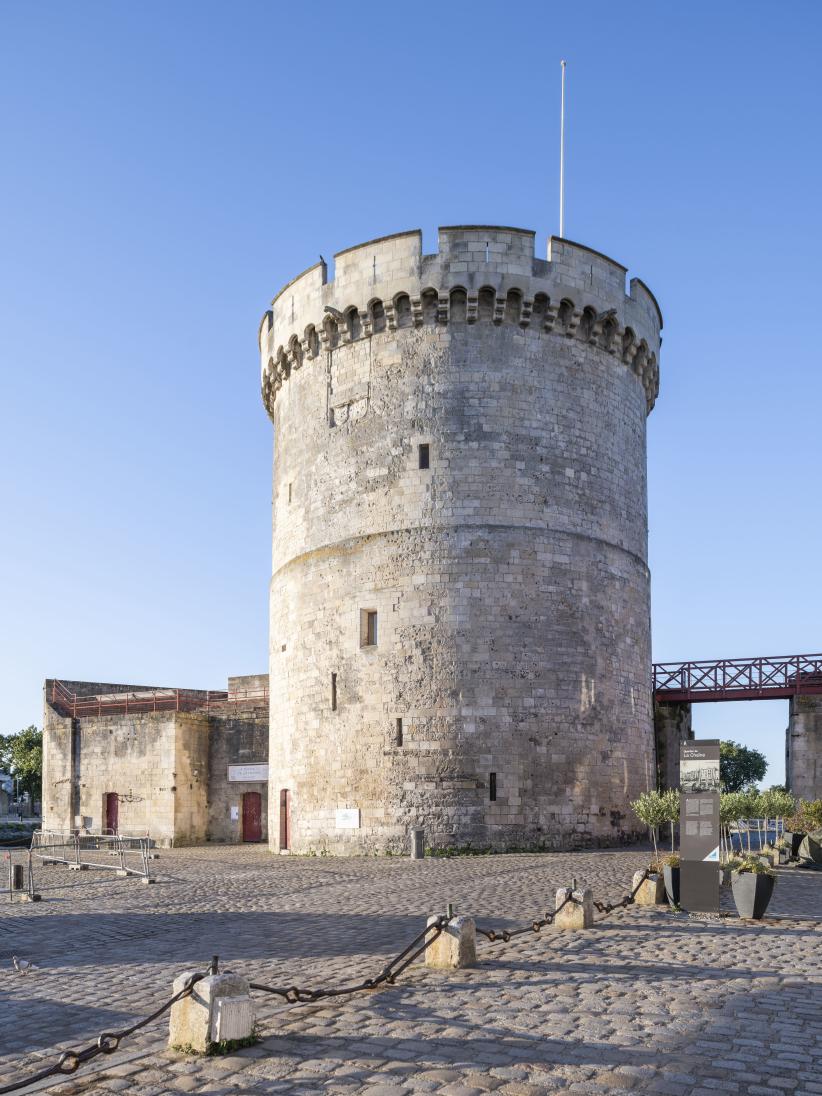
653, 652, 822, 704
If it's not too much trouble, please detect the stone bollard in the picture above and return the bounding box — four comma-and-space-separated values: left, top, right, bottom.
169, 969, 256, 1053
554, 887, 594, 930
425, 914, 477, 969
632, 870, 666, 906
411, 828, 425, 859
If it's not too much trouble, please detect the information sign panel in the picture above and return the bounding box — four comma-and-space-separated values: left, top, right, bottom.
679, 739, 720, 912
335, 808, 360, 829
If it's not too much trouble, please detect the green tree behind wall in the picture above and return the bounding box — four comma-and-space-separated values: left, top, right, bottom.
720, 740, 767, 792
0, 726, 43, 802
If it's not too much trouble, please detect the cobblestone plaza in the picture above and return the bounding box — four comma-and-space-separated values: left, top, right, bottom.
1, 847, 821, 1095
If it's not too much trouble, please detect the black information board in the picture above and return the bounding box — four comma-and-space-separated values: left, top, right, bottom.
679, 739, 720, 912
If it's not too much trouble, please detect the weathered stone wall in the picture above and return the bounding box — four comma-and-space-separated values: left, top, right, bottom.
261, 227, 662, 853
787, 695, 822, 800
654, 701, 694, 789
43, 709, 180, 841
206, 699, 269, 843
42, 676, 269, 845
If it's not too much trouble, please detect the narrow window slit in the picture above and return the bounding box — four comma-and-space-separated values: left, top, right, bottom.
331, 673, 337, 711
396, 717, 403, 746
489, 773, 497, 802
418, 443, 430, 470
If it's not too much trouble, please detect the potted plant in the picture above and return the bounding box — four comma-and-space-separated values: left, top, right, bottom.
629, 790, 667, 865
731, 857, 776, 919
720, 855, 743, 888
628, 791, 668, 904
784, 804, 808, 859
661, 852, 680, 905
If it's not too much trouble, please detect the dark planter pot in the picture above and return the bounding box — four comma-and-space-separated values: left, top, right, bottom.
731, 871, 775, 919
784, 831, 805, 858
663, 865, 680, 906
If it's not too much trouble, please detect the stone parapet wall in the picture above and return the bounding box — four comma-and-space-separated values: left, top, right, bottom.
260, 228, 661, 419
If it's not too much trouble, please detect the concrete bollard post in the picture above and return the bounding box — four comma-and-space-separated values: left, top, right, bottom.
554, 887, 594, 930
632, 870, 666, 906
425, 914, 477, 969
169, 970, 256, 1053
411, 828, 425, 859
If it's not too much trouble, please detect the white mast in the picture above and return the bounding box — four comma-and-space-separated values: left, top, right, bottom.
559, 59, 567, 238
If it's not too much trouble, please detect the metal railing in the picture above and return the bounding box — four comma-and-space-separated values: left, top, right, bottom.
653, 652, 822, 703
31, 830, 154, 880
2, 846, 37, 902
49, 679, 269, 718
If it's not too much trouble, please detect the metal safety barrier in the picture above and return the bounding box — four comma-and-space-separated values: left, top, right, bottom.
1, 847, 38, 903
30, 830, 154, 881
0, 870, 650, 1093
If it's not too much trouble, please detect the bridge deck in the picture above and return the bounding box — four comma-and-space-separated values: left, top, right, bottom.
653, 652, 822, 704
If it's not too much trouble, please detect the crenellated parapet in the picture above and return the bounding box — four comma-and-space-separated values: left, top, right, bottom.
259, 227, 662, 417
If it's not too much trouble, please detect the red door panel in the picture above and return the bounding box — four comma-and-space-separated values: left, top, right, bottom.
242, 792, 262, 842
279, 789, 290, 850
105, 793, 119, 834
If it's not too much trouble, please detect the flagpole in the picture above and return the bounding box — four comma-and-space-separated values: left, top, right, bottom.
559, 59, 566, 238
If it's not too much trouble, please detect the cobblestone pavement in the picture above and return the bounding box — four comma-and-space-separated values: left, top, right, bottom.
1, 846, 820, 1095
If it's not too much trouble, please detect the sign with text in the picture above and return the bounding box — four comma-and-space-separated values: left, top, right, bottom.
680, 739, 720, 912
335, 808, 360, 829
227, 764, 269, 783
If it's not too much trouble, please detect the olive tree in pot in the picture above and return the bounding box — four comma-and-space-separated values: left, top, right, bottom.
731, 857, 776, 919
660, 789, 681, 905
630, 791, 666, 866
629, 791, 668, 904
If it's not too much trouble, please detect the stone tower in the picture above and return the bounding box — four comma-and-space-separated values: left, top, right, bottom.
259, 227, 661, 854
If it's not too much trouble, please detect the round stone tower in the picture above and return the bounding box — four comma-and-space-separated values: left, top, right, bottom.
259, 227, 661, 854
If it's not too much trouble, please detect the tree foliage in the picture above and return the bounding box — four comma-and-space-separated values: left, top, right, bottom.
719, 740, 767, 792
0, 726, 43, 801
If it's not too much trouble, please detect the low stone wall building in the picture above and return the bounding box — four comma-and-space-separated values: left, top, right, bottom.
42, 675, 269, 846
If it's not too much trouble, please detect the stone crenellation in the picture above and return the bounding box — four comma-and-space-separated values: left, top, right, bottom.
261, 225, 661, 855
260, 229, 661, 419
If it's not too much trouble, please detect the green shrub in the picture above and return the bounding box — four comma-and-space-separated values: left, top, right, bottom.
732, 856, 774, 876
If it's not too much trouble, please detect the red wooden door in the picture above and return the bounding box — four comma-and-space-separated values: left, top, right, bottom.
105, 793, 119, 834
279, 789, 290, 850
242, 792, 262, 842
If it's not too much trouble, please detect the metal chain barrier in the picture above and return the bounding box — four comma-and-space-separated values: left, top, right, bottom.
476, 892, 573, 942
0, 970, 207, 1095
0, 870, 652, 1093
249, 914, 448, 1002
592, 868, 650, 915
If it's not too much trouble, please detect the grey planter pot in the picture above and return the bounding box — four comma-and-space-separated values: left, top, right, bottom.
731, 871, 775, 919
663, 865, 680, 906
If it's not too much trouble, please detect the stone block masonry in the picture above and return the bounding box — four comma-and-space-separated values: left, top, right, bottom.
42, 675, 269, 845
260, 227, 663, 854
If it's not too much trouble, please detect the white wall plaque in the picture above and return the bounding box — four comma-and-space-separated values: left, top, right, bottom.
335, 808, 360, 829
230, 805, 239, 821
227, 764, 269, 782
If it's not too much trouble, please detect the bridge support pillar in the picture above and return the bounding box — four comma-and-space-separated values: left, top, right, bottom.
787, 696, 822, 800
654, 701, 693, 790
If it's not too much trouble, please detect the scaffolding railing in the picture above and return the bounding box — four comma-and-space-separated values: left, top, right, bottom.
48, 678, 269, 718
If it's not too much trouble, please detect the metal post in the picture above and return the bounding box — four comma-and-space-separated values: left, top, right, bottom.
411, 828, 425, 859
559, 59, 567, 238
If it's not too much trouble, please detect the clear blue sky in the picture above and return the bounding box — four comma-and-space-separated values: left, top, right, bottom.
2, 2, 820, 786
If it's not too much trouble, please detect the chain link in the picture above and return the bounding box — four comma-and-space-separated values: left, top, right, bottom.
0, 970, 206, 1094
0, 870, 652, 1093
